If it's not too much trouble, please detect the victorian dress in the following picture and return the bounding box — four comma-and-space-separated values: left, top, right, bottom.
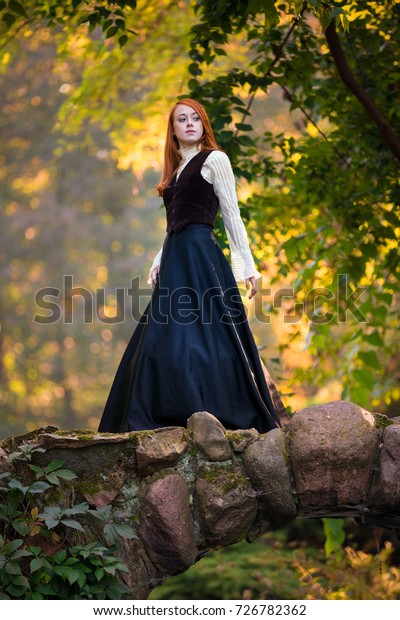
98, 145, 289, 433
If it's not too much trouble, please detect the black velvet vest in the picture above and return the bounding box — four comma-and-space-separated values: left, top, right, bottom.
163, 150, 220, 234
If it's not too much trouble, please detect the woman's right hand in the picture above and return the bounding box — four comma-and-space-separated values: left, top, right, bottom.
150, 265, 160, 287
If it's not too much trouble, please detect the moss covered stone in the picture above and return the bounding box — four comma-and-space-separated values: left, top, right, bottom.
195, 462, 257, 547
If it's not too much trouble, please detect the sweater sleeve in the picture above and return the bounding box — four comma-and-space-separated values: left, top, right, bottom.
202, 150, 261, 281
147, 244, 164, 285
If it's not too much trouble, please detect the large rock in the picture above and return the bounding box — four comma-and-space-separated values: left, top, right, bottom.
135, 427, 188, 475
195, 463, 257, 546
187, 412, 233, 461
370, 424, 400, 510
138, 474, 197, 573
289, 401, 379, 510
242, 428, 297, 526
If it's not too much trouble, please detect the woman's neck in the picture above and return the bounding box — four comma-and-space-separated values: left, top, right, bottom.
179, 143, 201, 160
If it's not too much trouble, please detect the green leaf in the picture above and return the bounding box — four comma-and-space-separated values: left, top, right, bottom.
329, 7, 344, 18
103, 523, 119, 546
2, 11, 16, 27
27, 546, 42, 555
111, 523, 137, 540
237, 135, 255, 146
12, 519, 30, 536
4, 539, 23, 554
44, 516, 59, 528
29, 481, 51, 493
53, 549, 67, 564
118, 34, 128, 47
9, 0, 28, 18
293, 0, 304, 12
376, 292, 393, 306
53, 469, 78, 481
101, 18, 113, 32
30, 557, 47, 572
358, 350, 381, 370
323, 518, 345, 558
348, 386, 370, 408
45, 460, 65, 473
352, 367, 374, 386
63, 502, 89, 515
8, 479, 28, 494
188, 63, 202, 76
247, 0, 278, 24
235, 123, 253, 131
39, 505, 60, 518
77, 571, 87, 589
60, 518, 85, 532
105, 26, 118, 38
90, 505, 112, 521
54, 565, 71, 580
362, 331, 384, 347
5, 584, 28, 597
67, 569, 82, 585
11, 548, 31, 560
373, 305, 388, 321
5, 561, 22, 575
319, 15, 332, 32
39, 506, 61, 528
29, 464, 44, 476
45, 473, 61, 485
64, 556, 80, 566
188, 78, 199, 90
35, 584, 57, 596
7, 574, 30, 588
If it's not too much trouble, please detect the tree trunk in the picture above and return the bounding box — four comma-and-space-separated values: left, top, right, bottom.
325, 20, 400, 161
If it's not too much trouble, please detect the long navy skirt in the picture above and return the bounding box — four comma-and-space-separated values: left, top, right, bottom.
98, 224, 289, 433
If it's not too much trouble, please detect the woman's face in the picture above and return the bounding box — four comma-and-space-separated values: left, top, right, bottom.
172, 104, 204, 149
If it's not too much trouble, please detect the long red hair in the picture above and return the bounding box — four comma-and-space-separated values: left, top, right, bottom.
156, 98, 220, 196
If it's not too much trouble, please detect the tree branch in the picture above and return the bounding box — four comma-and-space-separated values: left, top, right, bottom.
235, 8, 305, 136
324, 19, 400, 162
278, 84, 351, 169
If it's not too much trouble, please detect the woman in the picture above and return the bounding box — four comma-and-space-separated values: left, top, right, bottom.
98, 99, 289, 433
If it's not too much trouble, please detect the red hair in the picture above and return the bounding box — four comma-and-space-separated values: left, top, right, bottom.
156, 99, 220, 196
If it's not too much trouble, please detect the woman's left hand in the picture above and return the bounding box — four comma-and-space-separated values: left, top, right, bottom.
245, 276, 257, 300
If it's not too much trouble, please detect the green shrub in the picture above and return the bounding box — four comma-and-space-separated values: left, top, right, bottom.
150, 531, 400, 601
149, 538, 306, 600
0, 444, 134, 599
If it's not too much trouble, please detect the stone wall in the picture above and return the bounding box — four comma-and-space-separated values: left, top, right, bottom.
1, 400, 400, 599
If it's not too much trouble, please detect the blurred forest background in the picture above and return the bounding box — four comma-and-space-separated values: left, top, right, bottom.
0, 0, 399, 600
